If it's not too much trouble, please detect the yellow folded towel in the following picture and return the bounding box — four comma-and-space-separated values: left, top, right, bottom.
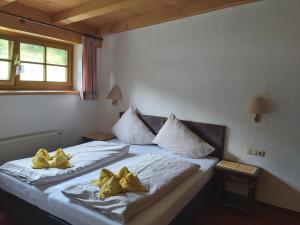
101, 176, 123, 198
92, 167, 148, 198
118, 167, 148, 192
32, 148, 72, 169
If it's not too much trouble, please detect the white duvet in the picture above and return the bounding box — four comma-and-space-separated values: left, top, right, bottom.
62, 154, 199, 224
0, 141, 129, 184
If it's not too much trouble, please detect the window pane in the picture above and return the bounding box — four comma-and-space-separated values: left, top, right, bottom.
0, 61, 10, 80
20, 43, 44, 63
0, 39, 13, 59
47, 47, 67, 66
46, 65, 67, 82
20, 63, 44, 81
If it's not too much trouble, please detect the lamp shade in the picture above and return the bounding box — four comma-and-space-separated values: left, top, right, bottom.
107, 86, 122, 102
247, 97, 269, 114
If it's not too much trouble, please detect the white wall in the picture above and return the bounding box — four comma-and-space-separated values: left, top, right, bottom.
98, 0, 300, 212
0, 44, 101, 162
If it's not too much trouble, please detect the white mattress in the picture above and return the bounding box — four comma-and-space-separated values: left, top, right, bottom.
0, 140, 218, 225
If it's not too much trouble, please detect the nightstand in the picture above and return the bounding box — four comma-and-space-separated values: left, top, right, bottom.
215, 160, 260, 212
82, 132, 115, 142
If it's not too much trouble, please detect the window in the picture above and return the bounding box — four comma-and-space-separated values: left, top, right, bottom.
0, 32, 73, 90
0, 38, 13, 81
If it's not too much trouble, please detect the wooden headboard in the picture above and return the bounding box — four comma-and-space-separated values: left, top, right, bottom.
120, 112, 226, 159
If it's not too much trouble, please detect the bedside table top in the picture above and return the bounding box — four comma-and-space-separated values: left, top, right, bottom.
216, 160, 260, 177
83, 133, 115, 141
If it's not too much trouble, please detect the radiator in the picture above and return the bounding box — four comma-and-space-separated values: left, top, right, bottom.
0, 130, 62, 165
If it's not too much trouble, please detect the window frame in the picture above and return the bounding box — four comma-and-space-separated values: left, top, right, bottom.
0, 31, 73, 90
0, 33, 17, 87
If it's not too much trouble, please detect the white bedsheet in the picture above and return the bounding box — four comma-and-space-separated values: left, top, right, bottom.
0, 140, 218, 225
0, 141, 129, 184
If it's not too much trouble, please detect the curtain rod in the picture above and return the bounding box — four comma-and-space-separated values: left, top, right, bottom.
0, 10, 103, 41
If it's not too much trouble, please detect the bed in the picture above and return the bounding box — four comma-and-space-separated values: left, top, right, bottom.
0, 113, 226, 225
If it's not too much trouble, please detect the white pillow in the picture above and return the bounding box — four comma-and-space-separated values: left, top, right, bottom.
112, 107, 155, 145
152, 114, 215, 158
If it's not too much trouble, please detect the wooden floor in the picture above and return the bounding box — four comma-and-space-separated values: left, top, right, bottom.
1, 203, 299, 225
189, 203, 300, 225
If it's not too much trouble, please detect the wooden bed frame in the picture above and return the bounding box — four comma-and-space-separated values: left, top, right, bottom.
0, 113, 226, 225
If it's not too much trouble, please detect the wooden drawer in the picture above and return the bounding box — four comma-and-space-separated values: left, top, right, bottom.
224, 173, 251, 184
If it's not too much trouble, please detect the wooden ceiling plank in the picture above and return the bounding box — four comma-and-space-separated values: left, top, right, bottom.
0, 2, 100, 38
16, 0, 92, 13
97, 0, 259, 36
52, 0, 148, 25
0, 0, 15, 7
1, 2, 53, 23
0, 13, 82, 43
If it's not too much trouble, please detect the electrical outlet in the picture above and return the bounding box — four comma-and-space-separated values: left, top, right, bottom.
247, 148, 266, 157
257, 150, 266, 157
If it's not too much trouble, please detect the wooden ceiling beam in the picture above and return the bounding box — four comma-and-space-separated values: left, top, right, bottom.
52, 0, 148, 25
97, 0, 259, 36
0, 0, 15, 7
0, 2, 101, 43
0, 13, 83, 43
1, 2, 54, 24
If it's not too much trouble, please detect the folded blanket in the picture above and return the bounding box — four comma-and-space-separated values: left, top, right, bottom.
92, 167, 148, 198
0, 141, 129, 184
32, 148, 72, 169
62, 154, 199, 223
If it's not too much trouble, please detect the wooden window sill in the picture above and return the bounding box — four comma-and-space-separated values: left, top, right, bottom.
0, 90, 80, 96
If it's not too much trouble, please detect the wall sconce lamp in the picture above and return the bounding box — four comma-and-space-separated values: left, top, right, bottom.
107, 86, 122, 105
247, 96, 270, 122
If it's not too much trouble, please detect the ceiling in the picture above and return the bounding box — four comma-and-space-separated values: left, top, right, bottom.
0, 0, 258, 39
17, 0, 91, 13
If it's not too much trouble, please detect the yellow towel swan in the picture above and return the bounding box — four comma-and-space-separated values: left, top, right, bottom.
32, 148, 72, 169
92, 167, 148, 198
